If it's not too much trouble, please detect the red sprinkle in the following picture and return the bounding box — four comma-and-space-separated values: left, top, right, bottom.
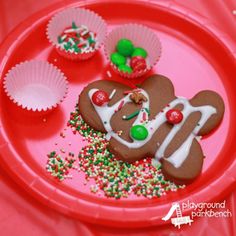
142, 112, 147, 121
118, 100, 124, 110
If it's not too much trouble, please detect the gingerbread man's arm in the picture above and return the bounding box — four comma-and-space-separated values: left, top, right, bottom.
190, 90, 225, 136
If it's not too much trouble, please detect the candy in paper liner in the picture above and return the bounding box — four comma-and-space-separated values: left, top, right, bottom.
104, 24, 162, 79
3, 60, 68, 112
47, 7, 107, 60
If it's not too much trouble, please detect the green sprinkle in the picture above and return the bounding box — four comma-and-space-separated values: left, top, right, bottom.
57, 36, 63, 43
72, 21, 77, 29
122, 110, 140, 120
88, 37, 95, 45
73, 44, 80, 53
144, 108, 150, 115
49, 151, 56, 157
64, 42, 72, 51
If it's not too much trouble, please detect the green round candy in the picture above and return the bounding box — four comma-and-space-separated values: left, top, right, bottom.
116, 39, 134, 57
118, 64, 133, 74
131, 47, 148, 58
130, 125, 148, 140
110, 52, 126, 66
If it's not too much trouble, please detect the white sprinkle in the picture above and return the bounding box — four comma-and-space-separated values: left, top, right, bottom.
59, 42, 67, 48
65, 175, 73, 179
233, 10, 236, 15
109, 89, 116, 100
60, 148, 65, 153
196, 136, 202, 141
64, 28, 76, 33
75, 27, 84, 33
81, 25, 88, 30
151, 158, 161, 168
61, 34, 67, 41
106, 70, 112, 78
89, 32, 95, 40
69, 38, 75, 45
122, 115, 126, 120
81, 29, 89, 36
79, 38, 86, 44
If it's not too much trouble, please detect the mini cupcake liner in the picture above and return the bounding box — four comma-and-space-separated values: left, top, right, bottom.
47, 7, 107, 60
104, 24, 162, 79
3, 60, 68, 112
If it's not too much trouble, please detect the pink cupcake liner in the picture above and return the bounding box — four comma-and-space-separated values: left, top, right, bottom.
3, 60, 68, 112
46, 7, 107, 61
104, 24, 162, 79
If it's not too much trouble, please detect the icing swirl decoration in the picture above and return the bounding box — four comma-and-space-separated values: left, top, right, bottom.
89, 88, 217, 168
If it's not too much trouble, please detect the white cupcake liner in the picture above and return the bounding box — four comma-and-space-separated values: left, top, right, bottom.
46, 7, 107, 60
3, 60, 68, 112
104, 23, 162, 79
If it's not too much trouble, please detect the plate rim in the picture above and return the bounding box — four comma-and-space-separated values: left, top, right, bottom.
0, 0, 236, 228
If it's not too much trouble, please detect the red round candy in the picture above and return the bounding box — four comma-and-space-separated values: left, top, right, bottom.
92, 90, 109, 106
166, 109, 183, 124
133, 61, 147, 72
130, 56, 147, 72
130, 56, 146, 69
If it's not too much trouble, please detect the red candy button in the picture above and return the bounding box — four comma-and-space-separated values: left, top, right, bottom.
92, 90, 109, 106
130, 56, 145, 68
130, 56, 147, 72
166, 109, 183, 124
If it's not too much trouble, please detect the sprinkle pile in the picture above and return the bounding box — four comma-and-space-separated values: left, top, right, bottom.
46, 151, 76, 181
57, 22, 97, 54
65, 103, 185, 199
67, 104, 105, 143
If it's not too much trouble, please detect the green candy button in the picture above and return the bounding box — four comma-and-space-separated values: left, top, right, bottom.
116, 39, 134, 57
131, 47, 148, 58
111, 52, 126, 66
118, 64, 133, 74
130, 125, 148, 140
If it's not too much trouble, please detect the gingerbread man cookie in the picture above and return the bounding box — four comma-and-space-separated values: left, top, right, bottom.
78, 74, 224, 184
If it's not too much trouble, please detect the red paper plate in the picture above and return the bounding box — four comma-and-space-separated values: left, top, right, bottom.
0, 0, 236, 228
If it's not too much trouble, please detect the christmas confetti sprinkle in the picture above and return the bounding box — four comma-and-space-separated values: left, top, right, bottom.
57, 22, 97, 54
106, 70, 112, 78
64, 103, 185, 199
46, 151, 76, 181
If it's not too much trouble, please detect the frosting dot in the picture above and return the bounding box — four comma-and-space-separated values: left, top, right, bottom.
166, 109, 183, 124
130, 125, 148, 141
92, 90, 109, 106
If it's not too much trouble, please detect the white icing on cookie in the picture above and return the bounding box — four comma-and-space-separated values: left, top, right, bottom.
88, 89, 216, 168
